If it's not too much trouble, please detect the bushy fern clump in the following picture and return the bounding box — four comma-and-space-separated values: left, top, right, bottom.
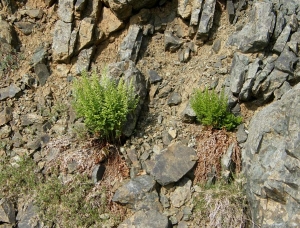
72, 71, 139, 140
190, 88, 242, 131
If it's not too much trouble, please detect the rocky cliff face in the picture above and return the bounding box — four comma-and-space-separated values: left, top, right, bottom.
0, 0, 300, 227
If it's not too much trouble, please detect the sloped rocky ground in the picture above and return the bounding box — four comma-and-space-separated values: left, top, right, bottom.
0, 0, 300, 227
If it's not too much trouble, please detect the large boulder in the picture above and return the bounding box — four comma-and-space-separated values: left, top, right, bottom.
243, 83, 300, 227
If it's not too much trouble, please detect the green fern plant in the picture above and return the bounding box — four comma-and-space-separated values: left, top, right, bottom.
72, 71, 139, 140
190, 88, 242, 131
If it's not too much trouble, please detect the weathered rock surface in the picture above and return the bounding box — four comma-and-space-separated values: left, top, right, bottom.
165, 31, 182, 52
228, 1, 275, 52
197, 0, 216, 40
76, 17, 95, 52
0, 84, 21, 101
71, 46, 95, 75
229, 52, 249, 95
97, 7, 124, 37
58, 0, 74, 23
34, 63, 50, 86
52, 20, 72, 62
119, 24, 143, 63
14, 22, 35, 36
145, 142, 197, 186
112, 175, 161, 210
190, 0, 203, 26
118, 210, 169, 228
0, 19, 13, 44
177, 0, 192, 19
0, 198, 15, 224
170, 177, 192, 208
243, 83, 300, 227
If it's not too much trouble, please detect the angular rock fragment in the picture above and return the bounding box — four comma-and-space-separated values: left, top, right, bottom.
0, 19, 13, 44
0, 107, 13, 126
71, 46, 95, 75
228, 1, 275, 52
239, 58, 261, 101
227, 0, 235, 24
190, 0, 203, 26
52, 20, 72, 62
14, 22, 35, 35
178, 0, 192, 19
0, 198, 16, 224
119, 25, 143, 63
0, 84, 21, 101
170, 178, 192, 208
148, 70, 163, 84
275, 47, 298, 75
167, 92, 182, 106
197, 0, 216, 40
165, 31, 182, 52
145, 142, 197, 186
58, 0, 74, 23
34, 63, 50, 86
272, 24, 291, 54
229, 52, 249, 95
181, 102, 196, 123
112, 175, 159, 210
118, 210, 169, 228
76, 17, 95, 52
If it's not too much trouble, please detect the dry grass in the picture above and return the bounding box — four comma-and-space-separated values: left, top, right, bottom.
193, 181, 247, 228
193, 126, 241, 184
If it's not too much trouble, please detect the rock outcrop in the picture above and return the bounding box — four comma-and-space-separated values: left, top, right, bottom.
243, 83, 300, 227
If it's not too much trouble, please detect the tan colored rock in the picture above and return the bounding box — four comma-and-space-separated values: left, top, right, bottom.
98, 7, 124, 37
178, 0, 192, 19
77, 17, 95, 51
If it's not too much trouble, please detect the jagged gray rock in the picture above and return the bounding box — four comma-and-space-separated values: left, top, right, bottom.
112, 175, 161, 210
71, 46, 95, 75
229, 52, 249, 95
272, 24, 291, 53
119, 24, 143, 63
164, 31, 182, 52
16, 200, 40, 228
0, 107, 13, 126
118, 210, 169, 228
0, 84, 21, 101
190, 0, 203, 26
145, 142, 197, 186
148, 70, 163, 84
167, 92, 182, 106
14, 22, 35, 35
228, 1, 275, 52
52, 20, 72, 62
58, 0, 74, 23
181, 102, 196, 123
239, 58, 261, 101
0, 198, 15, 224
273, 11, 286, 40
0, 19, 13, 44
243, 83, 300, 227
34, 63, 50, 86
197, 0, 216, 40
227, 0, 235, 24
275, 47, 298, 75
170, 177, 192, 208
